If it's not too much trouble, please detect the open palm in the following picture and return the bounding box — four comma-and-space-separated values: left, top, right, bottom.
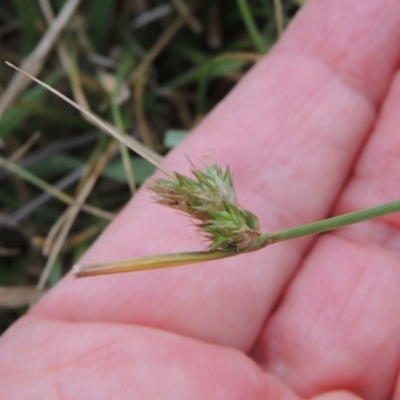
2, 1, 400, 398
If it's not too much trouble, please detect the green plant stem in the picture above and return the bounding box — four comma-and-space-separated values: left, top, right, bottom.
111, 52, 136, 194
111, 99, 136, 193
259, 199, 400, 246
75, 198, 400, 278
236, 0, 266, 53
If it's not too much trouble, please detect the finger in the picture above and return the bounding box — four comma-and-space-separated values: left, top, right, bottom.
0, 316, 299, 400
253, 234, 400, 399
33, 0, 400, 350
253, 77, 400, 398
331, 71, 400, 249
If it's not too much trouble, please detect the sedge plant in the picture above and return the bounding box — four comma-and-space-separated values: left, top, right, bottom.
6, 62, 400, 278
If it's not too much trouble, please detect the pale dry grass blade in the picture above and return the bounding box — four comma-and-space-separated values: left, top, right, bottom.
131, 4, 173, 30
73, 250, 236, 277
5, 62, 167, 173
273, 0, 284, 37
207, 3, 222, 49
42, 211, 70, 256
170, 0, 203, 34
0, 0, 81, 117
0, 286, 47, 308
0, 131, 41, 170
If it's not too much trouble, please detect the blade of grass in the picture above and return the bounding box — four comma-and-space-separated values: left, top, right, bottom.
87, 0, 115, 49
0, 155, 114, 220
1, 131, 41, 167
12, 100, 90, 128
2, 166, 85, 226
159, 51, 260, 93
0, 70, 63, 138
164, 129, 188, 148
110, 53, 136, 194
196, 52, 262, 115
0, 286, 47, 308
13, 0, 41, 54
103, 157, 155, 184
236, 0, 266, 53
42, 210, 70, 256
131, 4, 173, 30
60, 221, 105, 252
0, 0, 81, 117
6, 62, 167, 174
273, 0, 284, 37
0, 133, 98, 181
134, 72, 155, 149
170, 0, 203, 34
110, 104, 136, 194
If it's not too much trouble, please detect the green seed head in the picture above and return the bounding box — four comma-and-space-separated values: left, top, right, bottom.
148, 162, 261, 251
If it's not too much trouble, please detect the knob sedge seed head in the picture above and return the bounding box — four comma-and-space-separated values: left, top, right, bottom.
148, 162, 261, 251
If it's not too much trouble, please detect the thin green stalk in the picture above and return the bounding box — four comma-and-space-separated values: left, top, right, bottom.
110, 52, 136, 194
259, 199, 400, 246
110, 101, 136, 193
236, 0, 266, 53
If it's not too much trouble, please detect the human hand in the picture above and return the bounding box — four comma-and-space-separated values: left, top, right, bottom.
2, 0, 400, 398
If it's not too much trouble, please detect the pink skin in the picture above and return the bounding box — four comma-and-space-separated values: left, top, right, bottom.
1, 0, 400, 398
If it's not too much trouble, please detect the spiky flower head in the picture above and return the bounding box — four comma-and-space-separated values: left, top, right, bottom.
148, 162, 261, 251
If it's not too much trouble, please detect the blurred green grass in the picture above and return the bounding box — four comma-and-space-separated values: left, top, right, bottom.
0, 0, 301, 331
